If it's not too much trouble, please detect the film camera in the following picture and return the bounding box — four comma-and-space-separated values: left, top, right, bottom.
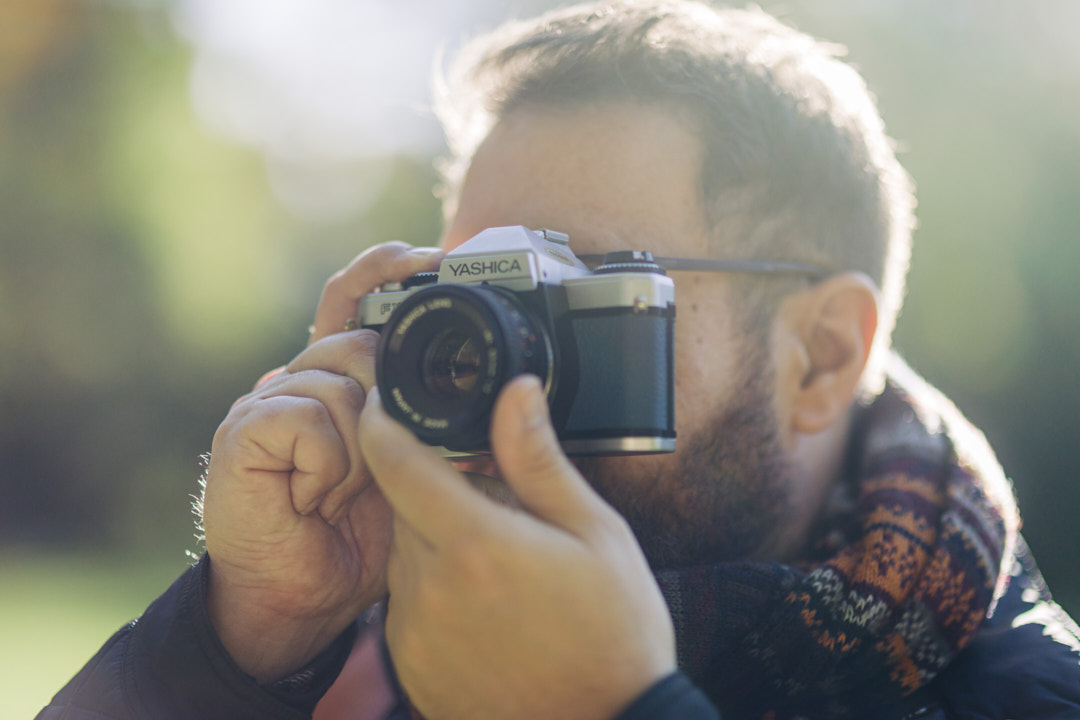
357, 226, 675, 456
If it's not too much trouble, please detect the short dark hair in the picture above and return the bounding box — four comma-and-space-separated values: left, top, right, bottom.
435, 0, 915, 387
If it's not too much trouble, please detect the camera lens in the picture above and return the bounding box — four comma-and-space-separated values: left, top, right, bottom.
376, 284, 552, 450
423, 330, 481, 397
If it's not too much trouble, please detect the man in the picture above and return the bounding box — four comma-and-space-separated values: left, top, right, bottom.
39, 1, 1080, 719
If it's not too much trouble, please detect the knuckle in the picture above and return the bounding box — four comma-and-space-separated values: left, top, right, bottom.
211, 417, 236, 449
591, 502, 632, 540
347, 329, 381, 358
213, 408, 241, 441
211, 397, 259, 446
322, 242, 417, 312
597, 511, 642, 556
328, 372, 366, 407
322, 269, 348, 296
367, 241, 412, 264
252, 366, 285, 391
229, 387, 260, 410
608, 510, 636, 542
346, 243, 412, 284
278, 395, 324, 424
342, 332, 380, 387
253, 395, 331, 435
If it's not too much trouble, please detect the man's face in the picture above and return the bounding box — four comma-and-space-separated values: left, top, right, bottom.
441, 103, 792, 568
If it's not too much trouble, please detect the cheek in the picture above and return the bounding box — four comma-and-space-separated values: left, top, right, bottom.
673, 334, 708, 421
670, 286, 740, 432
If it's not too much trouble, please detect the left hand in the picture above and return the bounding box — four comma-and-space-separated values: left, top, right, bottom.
357, 375, 676, 720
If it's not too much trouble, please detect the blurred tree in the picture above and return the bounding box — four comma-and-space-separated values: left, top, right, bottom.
0, 4, 443, 555
0, 0, 74, 94
0, 0, 1075, 619
0, 3, 200, 548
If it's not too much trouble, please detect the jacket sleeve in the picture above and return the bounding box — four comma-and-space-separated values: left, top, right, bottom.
36, 555, 357, 720
611, 673, 720, 720
929, 537, 1080, 718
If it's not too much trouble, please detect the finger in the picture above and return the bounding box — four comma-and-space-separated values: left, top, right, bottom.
224, 366, 284, 412
384, 515, 433, 663
489, 374, 614, 538
315, 464, 371, 527
287, 329, 380, 393
390, 513, 433, 585
358, 389, 493, 548
309, 243, 444, 344
248, 370, 368, 518
254, 366, 285, 391
215, 395, 351, 517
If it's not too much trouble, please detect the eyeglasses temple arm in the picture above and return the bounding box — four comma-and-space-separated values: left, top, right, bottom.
576, 255, 827, 278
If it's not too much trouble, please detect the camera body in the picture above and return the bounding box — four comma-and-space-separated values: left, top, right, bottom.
357, 226, 675, 456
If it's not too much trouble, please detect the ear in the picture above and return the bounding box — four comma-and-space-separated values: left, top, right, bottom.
774, 273, 879, 435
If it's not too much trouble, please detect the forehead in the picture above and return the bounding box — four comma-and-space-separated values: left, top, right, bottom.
442, 103, 712, 259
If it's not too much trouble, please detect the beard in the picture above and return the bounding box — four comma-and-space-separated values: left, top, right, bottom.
572, 349, 792, 571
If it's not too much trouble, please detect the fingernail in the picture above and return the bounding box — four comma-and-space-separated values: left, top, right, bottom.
411, 247, 444, 257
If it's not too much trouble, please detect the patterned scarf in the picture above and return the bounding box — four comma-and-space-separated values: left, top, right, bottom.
657, 355, 1019, 718
393, 357, 1018, 720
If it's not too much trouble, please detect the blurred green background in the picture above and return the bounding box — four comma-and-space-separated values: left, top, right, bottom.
2, 1, 1078, 717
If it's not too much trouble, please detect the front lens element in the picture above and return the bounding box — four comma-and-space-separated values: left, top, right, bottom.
423, 330, 481, 397
376, 283, 552, 450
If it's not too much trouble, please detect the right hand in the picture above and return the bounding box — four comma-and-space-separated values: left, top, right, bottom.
201, 242, 444, 682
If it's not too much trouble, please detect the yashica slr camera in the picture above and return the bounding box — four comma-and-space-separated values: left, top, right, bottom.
357, 225, 675, 456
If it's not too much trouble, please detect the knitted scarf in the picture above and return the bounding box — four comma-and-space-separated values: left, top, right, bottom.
656, 356, 1019, 718
396, 357, 1018, 720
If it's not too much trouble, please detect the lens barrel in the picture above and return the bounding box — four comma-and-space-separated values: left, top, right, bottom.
376, 284, 551, 450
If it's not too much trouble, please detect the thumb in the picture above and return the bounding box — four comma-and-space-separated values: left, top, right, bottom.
490, 374, 612, 537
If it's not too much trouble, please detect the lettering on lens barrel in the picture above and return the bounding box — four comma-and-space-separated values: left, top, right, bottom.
357, 226, 676, 457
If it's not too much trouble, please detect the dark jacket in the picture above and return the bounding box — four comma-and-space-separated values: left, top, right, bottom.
37, 539, 1080, 720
